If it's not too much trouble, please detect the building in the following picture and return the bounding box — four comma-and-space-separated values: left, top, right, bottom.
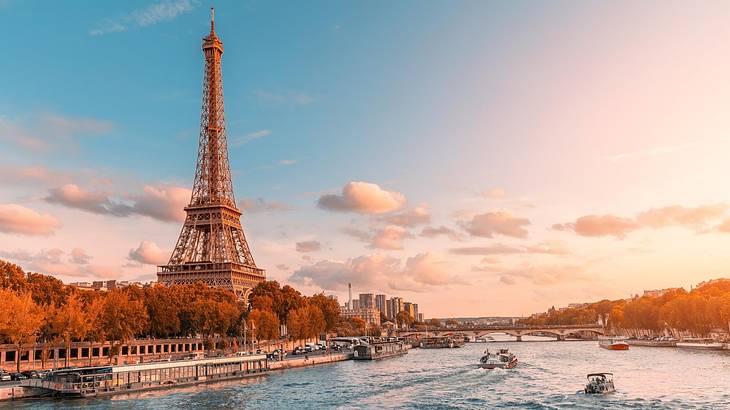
359, 293, 375, 310
157, 10, 265, 300
375, 294, 387, 314
387, 297, 403, 320
413, 303, 419, 323
403, 302, 416, 321
340, 307, 381, 326
418, 313, 424, 323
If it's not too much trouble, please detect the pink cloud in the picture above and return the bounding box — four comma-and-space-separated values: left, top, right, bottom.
460, 211, 530, 239
0, 204, 60, 235
383, 205, 430, 227
317, 181, 406, 214
131, 185, 190, 222
555, 214, 639, 239
636, 204, 726, 229
370, 225, 411, 250
420, 225, 463, 241
128, 240, 169, 265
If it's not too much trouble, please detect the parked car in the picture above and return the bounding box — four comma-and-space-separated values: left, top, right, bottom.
21, 370, 42, 379
0, 372, 11, 382
10, 373, 28, 381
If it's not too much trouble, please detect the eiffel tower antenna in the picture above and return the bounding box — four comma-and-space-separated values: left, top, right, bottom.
158, 10, 266, 300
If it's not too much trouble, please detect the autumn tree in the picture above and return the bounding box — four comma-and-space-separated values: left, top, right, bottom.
97, 290, 148, 363
0, 290, 45, 371
396, 311, 415, 329
49, 294, 91, 367
308, 293, 340, 332
248, 309, 280, 341
288, 304, 325, 340
426, 318, 442, 328
144, 285, 181, 338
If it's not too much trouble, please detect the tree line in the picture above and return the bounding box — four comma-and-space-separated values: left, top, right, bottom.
519, 279, 730, 336
0, 259, 364, 372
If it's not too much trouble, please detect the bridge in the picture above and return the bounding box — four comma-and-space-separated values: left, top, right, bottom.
395, 324, 605, 341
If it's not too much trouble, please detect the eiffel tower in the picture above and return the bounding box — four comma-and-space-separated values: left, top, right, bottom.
158, 8, 265, 300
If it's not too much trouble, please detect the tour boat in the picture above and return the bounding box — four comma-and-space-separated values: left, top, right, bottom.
598, 336, 629, 350
479, 348, 517, 369
353, 340, 408, 360
584, 372, 615, 394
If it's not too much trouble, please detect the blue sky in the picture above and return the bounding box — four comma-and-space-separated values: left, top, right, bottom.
4, 1, 730, 316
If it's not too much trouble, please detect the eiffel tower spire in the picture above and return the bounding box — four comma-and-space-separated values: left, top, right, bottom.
158, 9, 266, 300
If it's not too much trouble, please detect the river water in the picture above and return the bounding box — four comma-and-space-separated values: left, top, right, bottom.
7, 337, 730, 409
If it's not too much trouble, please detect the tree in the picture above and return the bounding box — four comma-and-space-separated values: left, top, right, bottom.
248, 309, 280, 341
49, 294, 90, 367
396, 311, 415, 329
0, 260, 28, 292
97, 290, 148, 363
0, 290, 45, 372
145, 285, 181, 338
308, 293, 340, 332
288, 305, 325, 340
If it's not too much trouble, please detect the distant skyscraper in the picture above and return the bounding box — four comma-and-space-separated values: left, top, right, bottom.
375, 294, 387, 314
388, 297, 403, 319
404, 302, 415, 320
413, 303, 419, 323
359, 293, 375, 310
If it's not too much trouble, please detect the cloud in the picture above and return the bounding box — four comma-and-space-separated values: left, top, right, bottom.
317, 182, 406, 214
232, 129, 271, 146
45, 184, 190, 223
559, 215, 639, 239
46, 184, 132, 216
450, 241, 569, 256
289, 252, 461, 293
555, 203, 728, 239
131, 185, 190, 222
419, 225, 463, 241
636, 204, 727, 230
279, 159, 297, 166
483, 187, 506, 199
495, 263, 589, 286
276, 264, 290, 270
70, 248, 92, 265
0, 114, 114, 151
369, 225, 410, 250
255, 90, 314, 105
341, 226, 372, 241
90, 0, 197, 36
460, 211, 530, 239
383, 205, 430, 227
0, 164, 70, 186
0, 204, 60, 236
239, 198, 292, 213
296, 240, 321, 253
128, 241, 169, 265
0, 248, 70, 275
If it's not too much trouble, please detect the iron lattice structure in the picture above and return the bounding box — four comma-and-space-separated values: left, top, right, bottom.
158, 10, 265, 300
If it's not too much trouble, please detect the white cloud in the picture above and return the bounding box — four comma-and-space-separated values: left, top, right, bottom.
90, 0, 198, 36
232, 129, 271, 146
255, 90, 314, 105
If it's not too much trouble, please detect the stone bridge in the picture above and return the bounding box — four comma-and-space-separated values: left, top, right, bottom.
396, 325, 604, 341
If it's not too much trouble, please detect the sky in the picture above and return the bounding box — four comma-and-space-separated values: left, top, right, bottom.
3, 0, 730, 317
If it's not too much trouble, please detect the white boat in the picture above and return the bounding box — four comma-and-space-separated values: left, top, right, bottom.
676, 338, 724, 350
479, 348, 517, 369
585, 372, 615, 394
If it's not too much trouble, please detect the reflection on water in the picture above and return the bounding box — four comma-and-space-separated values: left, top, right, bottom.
7, 340, 730, 409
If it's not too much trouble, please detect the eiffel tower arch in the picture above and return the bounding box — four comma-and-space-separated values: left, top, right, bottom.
158, 9, 266, 300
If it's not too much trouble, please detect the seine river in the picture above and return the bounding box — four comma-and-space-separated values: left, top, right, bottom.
7, 337, 730, 409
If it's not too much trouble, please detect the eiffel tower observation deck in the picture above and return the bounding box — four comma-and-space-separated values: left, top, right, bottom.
158, 8, 266, 300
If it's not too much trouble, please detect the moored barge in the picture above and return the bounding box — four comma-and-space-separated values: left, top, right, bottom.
21, 354, 268, 397
420, 336, 465, 349
353, 340, 408, 360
